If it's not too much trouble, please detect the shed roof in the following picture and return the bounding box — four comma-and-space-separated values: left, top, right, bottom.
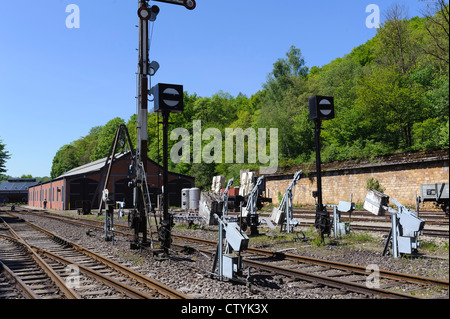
0, 179, 40, 192
57, 152, 129, 179
28, 151, 194, 190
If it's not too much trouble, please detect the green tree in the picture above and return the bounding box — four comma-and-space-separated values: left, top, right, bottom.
190, 162, 216, 190
258, 46, 312, 161
263, 45, 309, 103
0, 138, 11, 174
90, 117, 126, 161
375, 4, 423, 75
76, 126, 102, 165
315, 55, 364, 157
421, 0, 449, 69
355, 67, 426, 149
350, 38, 377, 67
50, 144, 80, 178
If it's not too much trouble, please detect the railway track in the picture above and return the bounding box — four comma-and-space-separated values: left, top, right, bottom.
17, 206, 447, 238
0, 236, 64, 299
9, 207, 448, 299
172, 208, 448, 237
171, 234, 448, 299
294, 221, 448, 238
0, 210, 187, 299
289, 209, 449, 226
221, 210, 449, 238
292, 208, 448, 221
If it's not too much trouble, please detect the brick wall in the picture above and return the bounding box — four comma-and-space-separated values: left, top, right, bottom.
265, 150, 449, 207
28, 179, 66, 210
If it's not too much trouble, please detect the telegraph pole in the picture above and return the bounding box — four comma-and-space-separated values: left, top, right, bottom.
137, 0, 150, 197
137, 0, 149, 175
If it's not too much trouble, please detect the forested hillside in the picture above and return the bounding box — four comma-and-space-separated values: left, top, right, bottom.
50, 3, 449, 189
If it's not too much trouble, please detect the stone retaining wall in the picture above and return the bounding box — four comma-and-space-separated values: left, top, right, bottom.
264, 150, 449, 208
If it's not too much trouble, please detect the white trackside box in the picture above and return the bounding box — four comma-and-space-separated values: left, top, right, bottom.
364, 190, 389, 216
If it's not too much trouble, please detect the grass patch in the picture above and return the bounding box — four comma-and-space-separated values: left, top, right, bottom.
117, 250, 145, 266
419, 239, 449, 257
249, 233, 291, 248
311, 234, 325, 247
345, 231, 377, 244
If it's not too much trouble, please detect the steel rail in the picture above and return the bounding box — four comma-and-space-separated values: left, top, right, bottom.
66, 240, 188, 299
0, 259, 40, 299
247, 247, 450, 288
172, 234, 449, 289
168, 240, 420, 299
5, 213, 187, 299
30, 245, 152, 299
0, 216, 81, 299
20, 206, 450, 239
11, 209, 449, 290
1, 232, 151, 299
293, 220, 449, 238
242, 259, 419, 299
1, 232, 154, 299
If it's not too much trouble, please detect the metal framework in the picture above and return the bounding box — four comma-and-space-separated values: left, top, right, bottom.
129, 0, 153, 250
211, 178, 249, 281
382, 198, 425, 258
277, 170, 302, 233
97, 124, 135, 243
243, 176, 264, 236
330, 201, 354, 238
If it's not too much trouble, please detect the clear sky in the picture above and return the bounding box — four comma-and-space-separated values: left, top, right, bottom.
0, 0, 426, 178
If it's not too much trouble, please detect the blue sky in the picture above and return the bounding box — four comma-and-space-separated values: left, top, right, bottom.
0, 0, 426, 177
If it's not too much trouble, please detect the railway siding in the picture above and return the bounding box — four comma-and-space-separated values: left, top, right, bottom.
3, 206, 448, 299
0, 210, 187, 299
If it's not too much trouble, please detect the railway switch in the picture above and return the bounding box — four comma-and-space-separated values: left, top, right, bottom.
241, 177, 264, 236
331, 201, 354, 237
270, 170, 302, 233
210, 179, 249, 281
364, 191, 426, 258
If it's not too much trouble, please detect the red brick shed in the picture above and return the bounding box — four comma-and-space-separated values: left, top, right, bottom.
28, 151, 194, 210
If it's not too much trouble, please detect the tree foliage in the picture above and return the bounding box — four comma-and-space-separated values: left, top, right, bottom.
0, 138, 11, 174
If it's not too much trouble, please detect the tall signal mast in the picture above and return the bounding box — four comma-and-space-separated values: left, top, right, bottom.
131, 0, 196, 251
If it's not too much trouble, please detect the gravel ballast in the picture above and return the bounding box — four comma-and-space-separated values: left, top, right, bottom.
10, 209, 449, 300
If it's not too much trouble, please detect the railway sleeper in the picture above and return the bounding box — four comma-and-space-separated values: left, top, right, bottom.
11, 269, 45, 276
32, 287, 60, 294
0, 291, 19, 298
6, 263, 39, 270
39, 260, 127, 299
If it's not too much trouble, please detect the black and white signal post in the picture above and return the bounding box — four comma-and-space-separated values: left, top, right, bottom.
152, 83, 184, 255
309, 95, 335, 241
